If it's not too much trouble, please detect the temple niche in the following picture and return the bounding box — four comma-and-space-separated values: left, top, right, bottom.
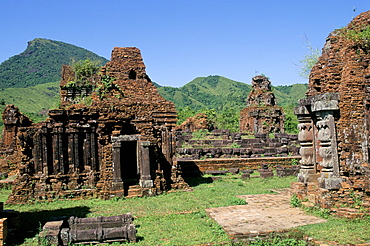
2, 47, 188, 204
239, 75, 285, 134
293, 11, 370, 213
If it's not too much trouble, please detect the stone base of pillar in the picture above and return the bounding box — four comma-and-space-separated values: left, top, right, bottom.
318, 177, 343, 189
140, 179, 153, 188
112, 181, 124, 190
297, 169, 320, 184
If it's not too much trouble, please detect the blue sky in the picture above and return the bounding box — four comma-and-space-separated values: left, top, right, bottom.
0, 1, 369, 87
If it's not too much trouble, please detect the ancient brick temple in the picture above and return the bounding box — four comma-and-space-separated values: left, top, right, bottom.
2, 47, 188, 204
293, 11, 370, 212
240, 76, 285, 133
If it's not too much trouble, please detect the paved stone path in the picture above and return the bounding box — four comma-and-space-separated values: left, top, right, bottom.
205, 189, 327, 241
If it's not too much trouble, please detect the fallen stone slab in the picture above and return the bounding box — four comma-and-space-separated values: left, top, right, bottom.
205, 189, 326, 242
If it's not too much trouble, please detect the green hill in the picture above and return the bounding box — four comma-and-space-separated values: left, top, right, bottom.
273, 84, 308, 107
157, 76, 251, 111
157, 75, 307, 111
0, 38, 109, 88
0, 81, 59, 122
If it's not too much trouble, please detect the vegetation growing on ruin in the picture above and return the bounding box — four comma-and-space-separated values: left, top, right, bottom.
63, 59, 101, 88
296, 41, 321, 79
342, 24, 370, 50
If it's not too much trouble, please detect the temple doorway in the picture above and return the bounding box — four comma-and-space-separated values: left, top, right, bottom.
120, 140, 140, 185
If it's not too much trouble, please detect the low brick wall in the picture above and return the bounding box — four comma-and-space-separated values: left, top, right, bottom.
291, 182, 370, 218
176, 156, 301, 176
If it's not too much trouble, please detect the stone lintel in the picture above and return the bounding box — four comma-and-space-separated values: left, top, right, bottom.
312, 100, 339, 112
112, 135, 140, 142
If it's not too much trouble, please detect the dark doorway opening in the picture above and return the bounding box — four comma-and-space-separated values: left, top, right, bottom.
121, 141, 139, 185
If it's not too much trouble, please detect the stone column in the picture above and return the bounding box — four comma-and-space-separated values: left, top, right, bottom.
295, 105, 318, 184
41, 126, 49, 175
67, 129, 76, 173
90, 131, 97, 171
52, 129, 60, 175
84, 130, 91, 171
312, 95, 342, 189
112, 139, 124, 190
139, 141, 153, 188
33, 130, 42, 175
73, 132, 80, 172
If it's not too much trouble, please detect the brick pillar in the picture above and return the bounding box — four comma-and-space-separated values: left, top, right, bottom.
139, 141, 153, 188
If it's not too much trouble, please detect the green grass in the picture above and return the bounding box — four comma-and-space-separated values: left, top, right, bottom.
3, 175, 295, 245
298, 213, 370, 244
2, 175, 370, 245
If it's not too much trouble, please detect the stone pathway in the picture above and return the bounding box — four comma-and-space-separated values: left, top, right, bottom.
205, 189, 327, 241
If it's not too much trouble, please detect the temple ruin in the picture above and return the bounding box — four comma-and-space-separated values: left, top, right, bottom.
1, 47, 188, 204
292, 11, 370, 216
239, 75, 285, 134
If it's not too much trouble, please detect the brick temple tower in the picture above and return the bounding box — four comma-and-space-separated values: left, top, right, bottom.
3, 47, 188, 204
240, 75, 285, 134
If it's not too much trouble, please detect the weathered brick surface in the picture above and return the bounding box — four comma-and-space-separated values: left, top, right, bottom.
177, 156, 301, 176
3, 47, 188, 204
294, 11, 370, 217
240, 76, 285, 133
175, 131, 299, 160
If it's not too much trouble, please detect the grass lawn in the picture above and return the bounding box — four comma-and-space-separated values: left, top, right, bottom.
1, 174, 369, 245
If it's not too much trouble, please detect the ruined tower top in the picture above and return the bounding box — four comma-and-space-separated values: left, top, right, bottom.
103, 47, 146, 81
307, 10, 370, 97
100, 47, 164, 102
246, 75, 276, 107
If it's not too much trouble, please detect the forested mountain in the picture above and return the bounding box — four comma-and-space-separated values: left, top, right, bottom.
156, 75, 307, 111
0, 38, 109, 88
